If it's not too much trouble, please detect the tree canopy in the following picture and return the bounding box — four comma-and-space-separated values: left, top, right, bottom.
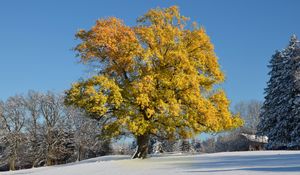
65, 6, 243, 158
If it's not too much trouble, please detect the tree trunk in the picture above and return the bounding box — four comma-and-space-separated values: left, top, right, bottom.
46, 156, 52, 166
132, 133, 149, 159
32, 159, 38, 168
77, 145, 82, 161
9, 158, 16, 171
10, 143, 17, 171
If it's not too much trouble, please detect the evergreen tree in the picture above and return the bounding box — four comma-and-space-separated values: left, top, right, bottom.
258, 51, 283, 148
258, 35, 300, 149
179, 139, 191, 152
287, 35, 300, 148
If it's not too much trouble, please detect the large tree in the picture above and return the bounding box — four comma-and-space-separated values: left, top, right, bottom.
257, 51, 285, 145
65, 6, 242, 158
258, 35, 300, 149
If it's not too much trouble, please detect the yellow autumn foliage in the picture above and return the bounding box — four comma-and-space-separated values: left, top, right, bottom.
65, 6, 243, 140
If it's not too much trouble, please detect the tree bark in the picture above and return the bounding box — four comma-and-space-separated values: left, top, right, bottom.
46, 156, 52, 166
77, 144, 82, 161
132, 133, 150, 159
10, 143, 17, 170
9, 158, 16, 171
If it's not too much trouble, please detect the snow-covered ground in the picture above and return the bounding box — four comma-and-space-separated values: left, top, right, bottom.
3, 151, 300, 175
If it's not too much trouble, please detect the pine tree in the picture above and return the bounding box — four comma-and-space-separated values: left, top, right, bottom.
180, 139, 191, 152
287, 35, 300, 148
258, 35, 300, 149
258, 51, 283, 148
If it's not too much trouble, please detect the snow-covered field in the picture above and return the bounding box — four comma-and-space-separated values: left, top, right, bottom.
3, 151, 300, 175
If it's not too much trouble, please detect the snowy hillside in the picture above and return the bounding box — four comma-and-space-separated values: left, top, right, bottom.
3, 151, 300, 175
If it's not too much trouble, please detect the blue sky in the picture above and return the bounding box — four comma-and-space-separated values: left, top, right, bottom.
0, 0, 299, 106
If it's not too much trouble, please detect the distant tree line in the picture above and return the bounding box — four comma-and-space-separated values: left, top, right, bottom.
0, 90, 213, 172
200, 100, 263, 153
0, 90, 267, 172
214, 100, 263, 152
0, 91, 111, 171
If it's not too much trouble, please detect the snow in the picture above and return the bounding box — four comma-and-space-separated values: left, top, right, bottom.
241, 133, 268, 143
2, 151, 300, 175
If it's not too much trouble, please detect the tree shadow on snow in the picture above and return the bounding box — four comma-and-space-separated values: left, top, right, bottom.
185, 166, 300, 173
171, 153, 300, 173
